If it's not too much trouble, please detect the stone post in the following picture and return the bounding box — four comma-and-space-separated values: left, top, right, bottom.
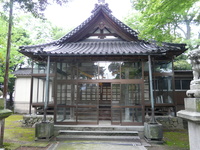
177, 48, 200, 150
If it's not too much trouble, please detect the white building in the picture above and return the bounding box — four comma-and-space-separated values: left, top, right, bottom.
13, 68, 32, 113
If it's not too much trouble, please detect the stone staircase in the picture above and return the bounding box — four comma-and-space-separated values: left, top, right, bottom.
54, 125, 144, 145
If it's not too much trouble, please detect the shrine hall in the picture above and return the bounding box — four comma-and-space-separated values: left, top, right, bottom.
19, 2, 187, 126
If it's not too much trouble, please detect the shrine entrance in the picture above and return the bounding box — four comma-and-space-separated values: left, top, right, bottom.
54, 61, 145, 125
77, 82, 112, 124
99, 82, 111, 121
56, 81, 144, 125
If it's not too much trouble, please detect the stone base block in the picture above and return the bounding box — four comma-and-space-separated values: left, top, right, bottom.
188, 121, 200, 150
184, 98, 200, 112
144, 122, 163, 142
35, 122, 54, 141
177, 110, 200, 122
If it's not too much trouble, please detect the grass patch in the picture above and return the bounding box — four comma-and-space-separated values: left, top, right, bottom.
3, 142, 21, 150
163, 130, 189, 149
23, 142, 50, 147
2, 114, 50, 149
2, 114, 190, 150
4, 115, 35, 142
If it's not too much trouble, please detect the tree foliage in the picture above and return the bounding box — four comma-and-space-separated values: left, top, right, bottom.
0, 15, 31, 83
0, 12, 67, 83
174, 60, 192, 70
16, 14, 67, 44
125, 0, 200, 70
0, 0, 69, 96
1, 0, 71, 18
130, 0, 200, 44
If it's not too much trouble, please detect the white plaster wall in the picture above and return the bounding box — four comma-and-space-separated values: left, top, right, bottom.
32, 78, 45, 103
14, 76, 54, 114
14, 77, 32, 114
14, 102, 31, 114
32, 78, 53, 103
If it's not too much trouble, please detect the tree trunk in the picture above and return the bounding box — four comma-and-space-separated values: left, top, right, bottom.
3, 0, 13, 108
1, 0, 13, 147
185, 20, 191, 40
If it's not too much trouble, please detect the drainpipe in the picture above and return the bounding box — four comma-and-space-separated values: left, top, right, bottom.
43, 56, 50, 122
148, 55, 157, 124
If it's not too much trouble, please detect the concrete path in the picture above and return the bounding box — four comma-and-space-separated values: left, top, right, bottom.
48, 140, 150, 150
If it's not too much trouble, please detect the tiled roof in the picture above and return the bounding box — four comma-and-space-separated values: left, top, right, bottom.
12, 68, 31, 76
19, 3, 187, 59
20, 40, 185, 57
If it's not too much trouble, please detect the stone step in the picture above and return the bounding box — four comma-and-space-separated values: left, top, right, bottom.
56, 134, 141, 144
54, 125, 144, 140
55, 124, 144, 144
58, 130, 139, 136
54, 125, 144, 132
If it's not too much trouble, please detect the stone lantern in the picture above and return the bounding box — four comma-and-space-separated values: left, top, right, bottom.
0, 91, 12, 146
177, 48, 200, 150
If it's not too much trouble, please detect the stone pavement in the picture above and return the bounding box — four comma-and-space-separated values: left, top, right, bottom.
47, 139, 150, 150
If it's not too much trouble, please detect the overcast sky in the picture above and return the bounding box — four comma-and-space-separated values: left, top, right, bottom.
45, 0, 132, 29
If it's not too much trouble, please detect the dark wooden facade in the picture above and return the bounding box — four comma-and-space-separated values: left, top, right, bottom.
19, 3, 188, 126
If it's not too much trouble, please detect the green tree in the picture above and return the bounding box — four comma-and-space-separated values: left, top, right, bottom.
16, 14, 67, 44
130, 0, 200, 44
125, 0, 200, 70
0, 0, 71, 101
1, 0, 71, 18
123, 11, 143, 34
0, 0, 72, 146
0, 12, 67, 98
0, 14, 31, 81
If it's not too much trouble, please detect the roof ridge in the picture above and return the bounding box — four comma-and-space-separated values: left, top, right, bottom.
56, 4, 112, 45
55, 2, 139, 45
91, 3, 112, 14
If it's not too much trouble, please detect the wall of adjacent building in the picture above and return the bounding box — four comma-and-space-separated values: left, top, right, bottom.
14, 76, 32, 114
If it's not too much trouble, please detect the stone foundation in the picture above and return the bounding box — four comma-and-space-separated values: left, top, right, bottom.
22, 115, 186, 130
22, 115, 53, 127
